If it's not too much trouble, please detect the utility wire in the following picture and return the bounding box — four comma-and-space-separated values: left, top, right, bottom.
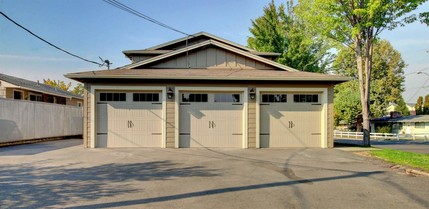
103, 0, 192, 37
0, 11, 105, 66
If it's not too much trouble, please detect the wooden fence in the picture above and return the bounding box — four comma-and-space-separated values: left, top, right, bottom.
0, 98, 83, 143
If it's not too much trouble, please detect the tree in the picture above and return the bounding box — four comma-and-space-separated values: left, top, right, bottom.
43, 79, 71, 91
248, 0, 332, 73
71, 84, 84, 96
297, 0, 428, 146
332, 40, 406, 118
416, 96, 423, 115
334, 80, 361, 126
396, 96, 410, 116
424, 95, 429, 114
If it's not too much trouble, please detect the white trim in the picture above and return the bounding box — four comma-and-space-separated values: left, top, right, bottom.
175, 86, 248, 148
256, 88, 328, 148
90, 85, 166, 148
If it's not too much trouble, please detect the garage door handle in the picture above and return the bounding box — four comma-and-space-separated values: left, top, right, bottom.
128, 120, 134, 128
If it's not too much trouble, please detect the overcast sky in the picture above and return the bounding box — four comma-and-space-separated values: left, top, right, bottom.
1, 0, 428, 103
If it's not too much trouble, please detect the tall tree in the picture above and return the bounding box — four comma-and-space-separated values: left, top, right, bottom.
423, 94, 429, 114
416, 96, 423, 115
332, 40, 406, 118
43, 79, 71, 91
396, 96, 410, 116
297, 0, 428, 146
248, 0, 331, 73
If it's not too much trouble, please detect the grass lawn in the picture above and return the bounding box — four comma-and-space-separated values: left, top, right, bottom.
369, 149, 429, 172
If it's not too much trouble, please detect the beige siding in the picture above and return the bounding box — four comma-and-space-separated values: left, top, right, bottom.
66, 98, 83, 106
327, 85, 334, 148
132, 55, 157, 63
83, 83, 91, 148
248, 100, 256, 148
166, 100, 176, 148
149, 47, 276, 70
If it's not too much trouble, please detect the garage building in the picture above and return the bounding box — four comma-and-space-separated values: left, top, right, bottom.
66, 32, 348, 148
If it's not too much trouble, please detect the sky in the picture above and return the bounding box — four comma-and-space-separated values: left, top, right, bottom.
0, 0, 428, 103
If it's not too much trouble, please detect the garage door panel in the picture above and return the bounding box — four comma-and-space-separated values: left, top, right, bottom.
96, 92, 163, 148
179, 93, 243, 148
260, 94, 322, 148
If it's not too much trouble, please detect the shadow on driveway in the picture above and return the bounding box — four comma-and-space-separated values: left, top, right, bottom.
0, 161, 218, 208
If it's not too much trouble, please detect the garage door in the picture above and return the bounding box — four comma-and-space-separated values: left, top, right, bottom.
260, 93, 322, 147
179, 92, 243, 148
96, 92, 162, 147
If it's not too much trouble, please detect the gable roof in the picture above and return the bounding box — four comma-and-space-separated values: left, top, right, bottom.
123, 32, 280, 58
123, 39, 298, 72
0, 73, 82, 99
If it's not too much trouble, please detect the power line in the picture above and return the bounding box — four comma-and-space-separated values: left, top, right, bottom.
103, 0, 192, 37
0, 11, 106, 67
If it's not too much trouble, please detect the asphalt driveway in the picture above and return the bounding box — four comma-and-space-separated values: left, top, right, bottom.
0, 139, 428, 209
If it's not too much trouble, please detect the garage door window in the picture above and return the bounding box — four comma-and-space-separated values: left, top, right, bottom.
261, 94, 287, 103
182, 93, 208, 102
133, 93, 160, 102
100, 93, 126, 102
214, 94, 240, 103
293, 94, 318, 103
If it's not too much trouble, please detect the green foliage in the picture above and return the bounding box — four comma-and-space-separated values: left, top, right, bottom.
423, 95, 429, 114
334, 80, 361, 126
248, 0, 331, 73
376, 126, 391, 134
43, 79, 71, 91
370, 149, 429, 172
333, 40, 406, 118
396, 96, 410, 116
71, 84, 84, 96
416, 96, 423, 115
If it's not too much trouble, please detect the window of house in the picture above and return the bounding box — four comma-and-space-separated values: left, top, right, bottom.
261, 94, 287, 103
13, 90, 23, 100
77, 102, 82, 107
29, 94, 42, 102
293, 94, 319, 103
214, 93, 240, 103
133, 93, 160, 102
99, 93, 126, 102
415, 122, 425, 129
181, 93, 208, 102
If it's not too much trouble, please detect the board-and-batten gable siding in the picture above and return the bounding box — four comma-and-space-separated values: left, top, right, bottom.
145, 47, 276, 70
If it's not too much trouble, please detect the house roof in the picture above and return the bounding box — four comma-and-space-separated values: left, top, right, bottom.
123, 40, 298, 71
372, 115, 429, 123
0, 73, 83, 99
122, 32, 280, 58
65, 68, 349, 82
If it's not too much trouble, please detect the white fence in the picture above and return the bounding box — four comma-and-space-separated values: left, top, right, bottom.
0, 98, 83, 143
334, 131, 429, 141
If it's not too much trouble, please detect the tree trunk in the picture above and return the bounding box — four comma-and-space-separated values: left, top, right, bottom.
362, 35, 373, 147
355, 36, 371, 147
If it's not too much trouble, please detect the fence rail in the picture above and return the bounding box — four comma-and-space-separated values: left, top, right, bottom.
0, 98, 83, 143
334, 131, 428, 141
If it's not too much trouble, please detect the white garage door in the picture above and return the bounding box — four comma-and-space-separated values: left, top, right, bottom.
260, 93, 322, 147
179, 92, 243, 148
96, 92, 162, 147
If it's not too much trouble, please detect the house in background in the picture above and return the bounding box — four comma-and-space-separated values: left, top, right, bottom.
66, 32, 349, 149
371, 115, 429, 134
386, 102, 416, 116
0, 73, 83, 106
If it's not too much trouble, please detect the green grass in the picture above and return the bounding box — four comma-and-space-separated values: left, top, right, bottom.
369, 149, 429, 171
